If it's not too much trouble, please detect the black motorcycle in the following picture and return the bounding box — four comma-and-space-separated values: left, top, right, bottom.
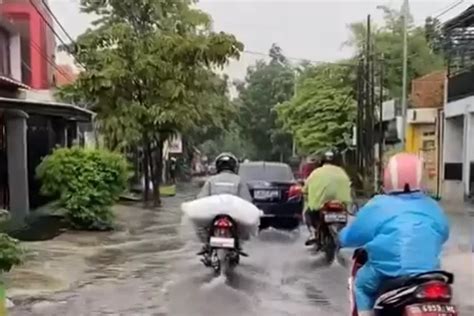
201, 215, 242, 276
349, 249, 458, 316
314, 200, 348, 263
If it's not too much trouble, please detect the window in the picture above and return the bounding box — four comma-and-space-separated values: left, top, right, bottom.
239, 163, 295, 182
0, 28, 10, 76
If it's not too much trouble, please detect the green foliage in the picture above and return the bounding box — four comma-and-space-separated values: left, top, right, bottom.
276, 64, 356, 155
198, 123, 257, 160
36, 147, 130, 230
57, 0, 243, 152
424, 16, 444, 55
236, 44, 294, 161
345, 5, 444, 98
0, 233, 23, 272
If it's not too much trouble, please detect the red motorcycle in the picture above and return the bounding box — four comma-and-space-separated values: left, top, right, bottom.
349, 249, 458, 316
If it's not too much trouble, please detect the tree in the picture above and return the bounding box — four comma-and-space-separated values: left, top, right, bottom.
236, 44, 294, 161
57, 0, 243, 206
198, 123, 257, 160
345, 5, 444, 98
276, 63, 356, 155
424, 16, 444, 54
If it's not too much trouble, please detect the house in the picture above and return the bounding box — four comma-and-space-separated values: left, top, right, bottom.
0, 0, 56, 89
441, 5, 474, 203
405, 71, 446, 198
0, 17, 93, 223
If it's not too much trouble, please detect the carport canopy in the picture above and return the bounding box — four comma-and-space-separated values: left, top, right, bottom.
0, 97, 94, 122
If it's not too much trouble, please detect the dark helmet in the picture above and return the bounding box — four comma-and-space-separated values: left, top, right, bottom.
215, 152, 239, 174
321, 150, 335, 165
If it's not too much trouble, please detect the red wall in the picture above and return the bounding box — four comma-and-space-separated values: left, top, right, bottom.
0, 2, 55, 89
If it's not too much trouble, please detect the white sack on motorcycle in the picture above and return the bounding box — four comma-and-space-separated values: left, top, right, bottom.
181, 194, 261, 241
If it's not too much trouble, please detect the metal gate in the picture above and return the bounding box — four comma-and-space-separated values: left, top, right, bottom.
0, 113, 8, 210
27, 115, 53, 208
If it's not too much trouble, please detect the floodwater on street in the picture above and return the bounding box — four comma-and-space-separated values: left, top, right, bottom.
8, 184, 473, 315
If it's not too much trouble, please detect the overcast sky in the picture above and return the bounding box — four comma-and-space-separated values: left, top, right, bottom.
50, 0, 472, 80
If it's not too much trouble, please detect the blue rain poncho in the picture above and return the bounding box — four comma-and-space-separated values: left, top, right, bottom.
340, 192, 450, 276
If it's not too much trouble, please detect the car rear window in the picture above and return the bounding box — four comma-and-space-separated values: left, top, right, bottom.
239, 164, 294, 182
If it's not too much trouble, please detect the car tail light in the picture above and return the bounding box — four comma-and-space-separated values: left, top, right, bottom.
288, 185, 302, 199
415, 281, 452, 301
214, 218, 232, 228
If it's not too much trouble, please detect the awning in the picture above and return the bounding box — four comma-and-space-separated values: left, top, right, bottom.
444, 5, 474, 30
0, 75, 30, 91
0, 96, 94, 122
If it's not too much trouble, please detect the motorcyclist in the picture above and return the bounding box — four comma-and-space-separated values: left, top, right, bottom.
197, 152, 251, 201
300, 155, 319, 180
196, 152, 251, 259
303, 150, 352, 246
339, 153, 449, 316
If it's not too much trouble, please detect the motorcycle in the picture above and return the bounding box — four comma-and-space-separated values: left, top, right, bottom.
201, 214, 243, 276
349, 249, 458, 316
314, 200, 348, 263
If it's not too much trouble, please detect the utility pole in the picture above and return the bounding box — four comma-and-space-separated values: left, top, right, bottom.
401, 0, 409, 148
292, 69, 297, 157
378, 55, 385, 189
356, 59, 364, 173
365, 14, 373, 185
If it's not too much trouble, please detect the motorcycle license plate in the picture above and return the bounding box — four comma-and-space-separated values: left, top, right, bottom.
405, 303, 458, 315
209, 237, 235, 249
324, 212, 347, 223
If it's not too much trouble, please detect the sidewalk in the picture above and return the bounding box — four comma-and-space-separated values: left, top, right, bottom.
442, 252, 474, 310
444, 208, 473, 254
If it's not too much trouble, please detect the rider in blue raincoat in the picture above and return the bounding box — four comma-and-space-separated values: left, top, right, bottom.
339, 153, 450, 316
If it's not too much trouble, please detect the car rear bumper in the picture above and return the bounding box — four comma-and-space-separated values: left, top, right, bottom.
255, 199, 304, 218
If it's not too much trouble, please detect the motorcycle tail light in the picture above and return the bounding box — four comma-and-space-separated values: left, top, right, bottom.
415, 281, 452, 301
288, 185, 302, 199
325, 201, 344, 211
214, 218, 232, 228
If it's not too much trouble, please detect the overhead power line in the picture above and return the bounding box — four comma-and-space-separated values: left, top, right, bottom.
41, 0, 77, 46
29, 38, 74, 84
29, 0, 86, 69
242, 50, 356, 66
432, 0, 465, 19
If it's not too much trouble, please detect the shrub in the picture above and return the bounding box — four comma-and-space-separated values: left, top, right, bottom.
36, 147, 130, 230
0, 233, 23, 272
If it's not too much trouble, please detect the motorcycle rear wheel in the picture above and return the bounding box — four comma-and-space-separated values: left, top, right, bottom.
321, 225, 341, 264
215, 249, 230, 277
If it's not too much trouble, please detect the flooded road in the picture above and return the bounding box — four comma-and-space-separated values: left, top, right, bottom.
9, 184, 473, 315
9, 185, 350, 316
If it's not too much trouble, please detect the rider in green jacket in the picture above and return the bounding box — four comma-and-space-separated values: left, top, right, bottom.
303, 151, 352, 246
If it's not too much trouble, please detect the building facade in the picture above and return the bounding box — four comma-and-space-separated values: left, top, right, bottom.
0, 18, 30, 215
0, 0, 56, 89
405, 71, 446, 198
0, 16, 93, 224
441, 5, 474, 203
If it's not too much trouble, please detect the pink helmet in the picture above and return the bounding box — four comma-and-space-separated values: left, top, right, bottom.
383, 153, 423, 194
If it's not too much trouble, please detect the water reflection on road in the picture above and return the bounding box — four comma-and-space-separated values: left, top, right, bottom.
10, 186, 349, 315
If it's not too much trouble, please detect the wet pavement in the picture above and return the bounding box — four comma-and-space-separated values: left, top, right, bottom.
7, 184, 474, 315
